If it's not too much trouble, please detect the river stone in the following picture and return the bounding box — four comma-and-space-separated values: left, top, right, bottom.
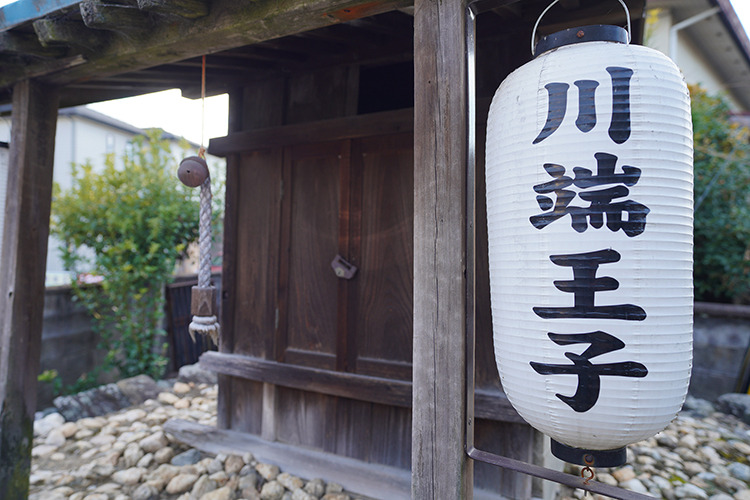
111, 408, 148, 424
657, 432, 680, 448
239, 473, 259, 491
277, 472, 304, 491
735, 490, 750, 500
60, 422, 79, 438
112, 467, 146, 485
158, 392, 180, 405
679, 434, 700, 449
708, 495, 734, 500
304, 478, 326, 497
54, 383, 131, 421
116, 375, 161, 405
685, 462, 707, 476
140, 431, 168, 453
714, 474, 747, 492
684, 396, 716, 418
225, 455, 245, 475
674, 483, 709, 499
123, 443, 144, 467
717, 394, 750, 424
34, 412, 65, 437
174, 398, 190, 409
256, 463, 280, 481
320, 494, 349, 500
325, 483, 344, 494
191, 475, 218, 497
173, 381, 192, 394
82, 494, 108, 500
137, 453, 155, 468
292, 489, 316, 500
620, 479, 649, 493
166, 473, 200, 494
209, 471, 229, 486
208, 457, 224, 474
178, 362, 218, 385
45, 429, 67, 447
200, 486, 233, 500
172, 448, 202, 466
612, 466, 637, 483
728, 462, 750, 482
154, 446, 175, 464
260, 481, 286, 500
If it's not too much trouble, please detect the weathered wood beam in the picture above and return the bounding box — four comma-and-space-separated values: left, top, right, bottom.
0, 0, 81, 32
0, 0, 411, 91
0, 32, 67, 58
80, 0, 154, 36
412, 0, 472, 498
136, 0, 210, 19
33, 18, 111, 54
0, 79, 59, 500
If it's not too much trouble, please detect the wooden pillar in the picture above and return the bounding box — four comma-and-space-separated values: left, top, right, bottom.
0, 79, 59, 500
412, 0, 472, 498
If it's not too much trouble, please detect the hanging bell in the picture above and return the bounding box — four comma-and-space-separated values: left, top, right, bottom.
178, 156, 210, 187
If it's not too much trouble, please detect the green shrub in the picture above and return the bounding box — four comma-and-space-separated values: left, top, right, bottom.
691, 85, 750, 303
52, 130, 204, 379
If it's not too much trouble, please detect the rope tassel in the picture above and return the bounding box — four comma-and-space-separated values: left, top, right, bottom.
178, 154, 221, 346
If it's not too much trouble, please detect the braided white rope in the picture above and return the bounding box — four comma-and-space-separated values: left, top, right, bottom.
198, 177, 212, 289
189, 174, 221, 345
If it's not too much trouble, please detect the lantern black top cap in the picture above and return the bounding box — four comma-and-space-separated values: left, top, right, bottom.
534, 25, 629, 58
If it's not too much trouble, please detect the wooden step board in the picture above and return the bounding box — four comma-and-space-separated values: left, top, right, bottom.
164, 419, 411, 500
165, 419, 510, 499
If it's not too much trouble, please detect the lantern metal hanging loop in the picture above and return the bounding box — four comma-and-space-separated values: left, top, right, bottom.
531, 0, 632, 55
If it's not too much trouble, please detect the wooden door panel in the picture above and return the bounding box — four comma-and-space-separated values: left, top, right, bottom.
280, 142, 342, 369
234, 149, 283, 358
353, 133, 414, 379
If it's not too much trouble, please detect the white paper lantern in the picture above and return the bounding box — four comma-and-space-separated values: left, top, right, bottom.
485, 18, 693, 466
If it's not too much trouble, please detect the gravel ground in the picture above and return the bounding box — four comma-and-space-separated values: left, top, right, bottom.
31, 376, 750, 500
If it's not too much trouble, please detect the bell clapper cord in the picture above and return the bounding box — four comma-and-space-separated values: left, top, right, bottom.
177, 54, 220, 345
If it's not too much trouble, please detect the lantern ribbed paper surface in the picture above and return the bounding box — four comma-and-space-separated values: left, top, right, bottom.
486, 36, 693, 460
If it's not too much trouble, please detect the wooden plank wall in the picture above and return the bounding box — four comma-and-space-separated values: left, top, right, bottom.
207, 7, 585, 497
0, 79, 59, 499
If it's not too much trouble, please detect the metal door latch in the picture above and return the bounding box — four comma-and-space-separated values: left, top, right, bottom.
331, 254, 357, 279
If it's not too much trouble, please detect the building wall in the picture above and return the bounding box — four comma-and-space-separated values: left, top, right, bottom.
47, 114, 142, 284
645, 7, 746, 110
53, 114, 137, 192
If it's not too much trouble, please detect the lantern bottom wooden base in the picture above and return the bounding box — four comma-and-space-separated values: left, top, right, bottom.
551, 440, 626, 468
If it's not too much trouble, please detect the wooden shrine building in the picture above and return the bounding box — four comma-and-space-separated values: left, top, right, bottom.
0, 0, 646, 498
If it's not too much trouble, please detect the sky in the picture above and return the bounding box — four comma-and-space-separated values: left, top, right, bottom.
0, 0, 749, 143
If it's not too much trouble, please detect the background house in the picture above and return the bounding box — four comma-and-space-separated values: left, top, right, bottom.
646, 0, 750, 112
0, 106, 217, 286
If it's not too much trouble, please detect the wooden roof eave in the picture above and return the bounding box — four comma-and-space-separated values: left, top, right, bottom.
0, 0, 413, 104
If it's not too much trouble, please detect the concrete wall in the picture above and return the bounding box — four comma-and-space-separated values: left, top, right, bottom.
37, 275, 218, 408
38, 285, 104, 407
691, 302, 750, 401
